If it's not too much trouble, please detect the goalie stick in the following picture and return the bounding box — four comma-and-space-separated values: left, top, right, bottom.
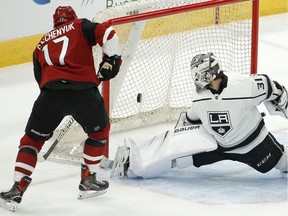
38, 116, 75, 162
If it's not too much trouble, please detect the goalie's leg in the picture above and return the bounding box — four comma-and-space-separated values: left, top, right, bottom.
110, 126, 217, 179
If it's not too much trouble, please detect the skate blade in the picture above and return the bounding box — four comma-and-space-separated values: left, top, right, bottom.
77, 189, 107, 200
0, 197, 18, 212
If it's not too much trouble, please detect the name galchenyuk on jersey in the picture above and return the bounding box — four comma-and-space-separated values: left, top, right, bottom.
37, 22, 75, 50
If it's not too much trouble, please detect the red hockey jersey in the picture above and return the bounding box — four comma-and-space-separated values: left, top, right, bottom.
33, 18, 118, 89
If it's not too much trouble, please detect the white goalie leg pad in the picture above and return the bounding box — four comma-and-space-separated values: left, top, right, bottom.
126, 125, 217, 178
172, 156, 193, 169
124, 137, 173, 178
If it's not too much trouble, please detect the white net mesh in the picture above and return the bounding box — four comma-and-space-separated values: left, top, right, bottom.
45, 0, 256, 162
95, 0, 254, 130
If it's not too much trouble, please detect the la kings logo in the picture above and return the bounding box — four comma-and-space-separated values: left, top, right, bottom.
208, 111, 232, 137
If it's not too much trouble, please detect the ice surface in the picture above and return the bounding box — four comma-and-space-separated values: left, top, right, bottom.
0, 14, 287, 216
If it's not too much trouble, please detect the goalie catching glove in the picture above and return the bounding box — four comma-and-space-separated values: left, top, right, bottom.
273, 82, 288, 118
275, 84, 288, 110
264, 81, 288, 118
98, 54, 122, 81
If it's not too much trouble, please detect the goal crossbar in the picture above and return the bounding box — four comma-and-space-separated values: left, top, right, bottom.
107, 0, 255, 25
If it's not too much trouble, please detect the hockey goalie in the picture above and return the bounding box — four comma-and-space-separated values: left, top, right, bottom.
110, 53, 288, 179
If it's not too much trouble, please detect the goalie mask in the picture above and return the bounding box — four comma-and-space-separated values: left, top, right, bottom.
53, 6, 77, 28
190, 53, 222, 92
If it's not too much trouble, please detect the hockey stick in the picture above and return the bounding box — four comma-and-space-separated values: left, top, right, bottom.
38, 116, 75, 162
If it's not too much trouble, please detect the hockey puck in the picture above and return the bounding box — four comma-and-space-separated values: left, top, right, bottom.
137, 93, 142, 103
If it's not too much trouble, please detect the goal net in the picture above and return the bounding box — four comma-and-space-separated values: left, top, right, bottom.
43, 0, 259, 163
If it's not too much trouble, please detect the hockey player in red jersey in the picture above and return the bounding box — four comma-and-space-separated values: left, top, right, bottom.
0, 6, 122, 211
110, 53, 287, 179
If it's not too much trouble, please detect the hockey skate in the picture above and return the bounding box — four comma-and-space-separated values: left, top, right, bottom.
0, 176, 32, 212
78, 164, 109, 199
110, 144, 130, 178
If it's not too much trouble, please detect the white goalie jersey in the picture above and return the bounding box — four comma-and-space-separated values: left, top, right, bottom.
186, 73, 282, 153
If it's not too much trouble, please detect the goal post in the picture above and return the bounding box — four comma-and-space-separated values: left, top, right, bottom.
45, 0, 259, 162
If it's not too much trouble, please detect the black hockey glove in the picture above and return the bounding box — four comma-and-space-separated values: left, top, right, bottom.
98, 54, 122, 81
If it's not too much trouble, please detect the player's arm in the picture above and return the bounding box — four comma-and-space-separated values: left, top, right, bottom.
252, 74, 287, 118
32, 53, 42, 85
81, 19, 122, 81
250, 74, 281, 103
